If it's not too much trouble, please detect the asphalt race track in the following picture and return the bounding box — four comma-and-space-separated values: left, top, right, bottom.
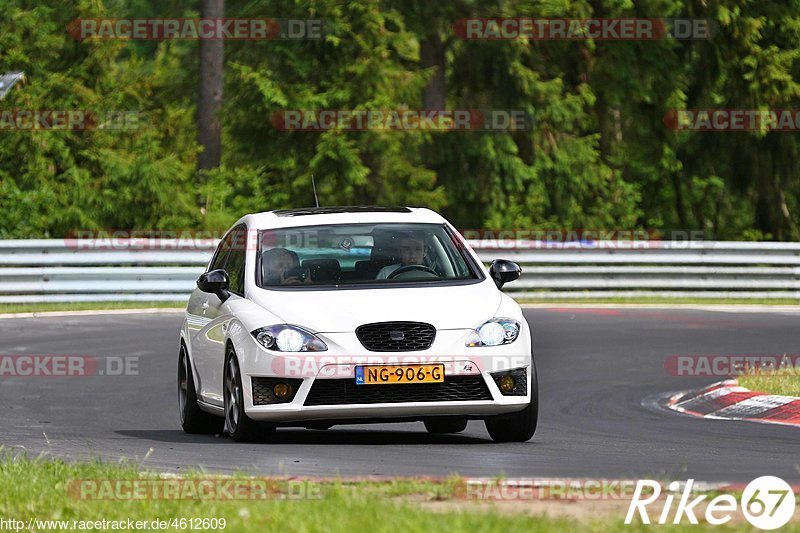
1, 308, 798, 481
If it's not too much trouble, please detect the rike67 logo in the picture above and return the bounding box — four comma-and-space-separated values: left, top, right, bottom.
625, 476, 796, 529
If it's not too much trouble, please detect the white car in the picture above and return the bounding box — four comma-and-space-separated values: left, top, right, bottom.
178, 206, 537, 442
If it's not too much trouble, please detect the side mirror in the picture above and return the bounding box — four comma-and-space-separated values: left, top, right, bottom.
489, 259, 521, 289
197, 269, 230, 301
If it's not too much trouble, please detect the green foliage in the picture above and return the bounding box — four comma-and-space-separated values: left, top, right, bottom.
0, 0, 199, 237
1, 0, 799, 239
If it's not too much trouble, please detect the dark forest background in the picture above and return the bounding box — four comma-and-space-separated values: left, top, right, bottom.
1, 0, 799, 240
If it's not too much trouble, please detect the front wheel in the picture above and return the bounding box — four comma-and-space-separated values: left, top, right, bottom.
484, 364, 539, 443
224, 349, 267, 442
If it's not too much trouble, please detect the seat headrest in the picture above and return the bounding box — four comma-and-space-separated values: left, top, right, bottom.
370, 245, 395, 267
302, 258, 342, 283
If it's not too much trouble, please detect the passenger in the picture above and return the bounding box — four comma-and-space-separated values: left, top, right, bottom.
262, 248, 312, 285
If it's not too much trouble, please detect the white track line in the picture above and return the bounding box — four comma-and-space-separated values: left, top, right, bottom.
0, 308, 185, 319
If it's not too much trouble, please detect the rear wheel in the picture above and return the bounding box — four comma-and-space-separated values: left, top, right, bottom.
424, 417, 468, 434
178, 344, 223, 434
224, 348, 267, 442
484, 364, 539, 443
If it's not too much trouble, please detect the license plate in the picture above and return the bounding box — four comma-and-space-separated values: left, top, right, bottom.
355, 364, 444, 385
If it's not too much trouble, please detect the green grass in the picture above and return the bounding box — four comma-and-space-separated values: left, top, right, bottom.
739, 367, 800, 397
0, 301, 185, 314
0, 454, 778, 532
0, 456, 575, 532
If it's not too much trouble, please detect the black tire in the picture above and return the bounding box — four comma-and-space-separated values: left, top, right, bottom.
424, 417, 468, 434
223, 348, 265, 442
178, 344, 223, 434
484, 363, 539, 443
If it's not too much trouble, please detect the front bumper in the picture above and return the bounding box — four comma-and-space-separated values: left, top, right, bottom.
238, 328, 533, 423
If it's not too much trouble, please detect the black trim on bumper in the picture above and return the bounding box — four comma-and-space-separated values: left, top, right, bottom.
304, 376, 492, 406
252, 377, 303, 405
489, 367, 528, 396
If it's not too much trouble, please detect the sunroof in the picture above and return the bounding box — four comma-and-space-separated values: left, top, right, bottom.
273, 206, 412, 217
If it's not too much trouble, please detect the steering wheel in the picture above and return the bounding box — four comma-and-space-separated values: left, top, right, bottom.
387, 264, 439, 279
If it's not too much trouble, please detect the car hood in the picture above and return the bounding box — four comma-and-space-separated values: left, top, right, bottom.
249, 281, 502, 332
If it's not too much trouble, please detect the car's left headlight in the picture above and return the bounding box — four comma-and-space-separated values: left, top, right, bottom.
465, 318, 520, 347
251, 325, 328, 352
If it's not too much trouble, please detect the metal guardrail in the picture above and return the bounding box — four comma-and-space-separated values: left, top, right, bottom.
0, 240, 208, 303
0, 239, 798, 303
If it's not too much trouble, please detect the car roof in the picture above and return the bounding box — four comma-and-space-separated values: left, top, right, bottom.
240, 206, 448, 230
272, 206, 411, 216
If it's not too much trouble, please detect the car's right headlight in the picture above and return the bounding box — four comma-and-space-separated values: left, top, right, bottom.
465, 318, 520, 347
251, 325, 328, 352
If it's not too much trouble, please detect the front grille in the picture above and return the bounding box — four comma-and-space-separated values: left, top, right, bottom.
355, 321, 436, 352
304, 376, 492, 406
252, 377, 303, 405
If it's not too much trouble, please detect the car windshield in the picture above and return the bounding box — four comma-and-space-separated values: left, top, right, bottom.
257, 223, 480, 288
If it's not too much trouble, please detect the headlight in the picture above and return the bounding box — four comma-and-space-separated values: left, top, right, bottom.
251, 325, 328, 352
465, 318, 520, 347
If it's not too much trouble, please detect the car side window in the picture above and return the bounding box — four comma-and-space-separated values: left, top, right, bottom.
225, 227, 247, 296
209, 231, 233, 272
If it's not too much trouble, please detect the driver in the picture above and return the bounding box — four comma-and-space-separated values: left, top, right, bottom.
376, 235, 427, 279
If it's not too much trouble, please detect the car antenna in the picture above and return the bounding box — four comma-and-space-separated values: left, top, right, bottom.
311, 174, 320, 207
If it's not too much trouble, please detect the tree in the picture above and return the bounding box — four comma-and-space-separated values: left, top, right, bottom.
197, 0, 224, 171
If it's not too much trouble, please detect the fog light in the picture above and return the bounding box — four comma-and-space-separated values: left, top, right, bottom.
273, 382, 291, 399
499, 374, 516, 393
